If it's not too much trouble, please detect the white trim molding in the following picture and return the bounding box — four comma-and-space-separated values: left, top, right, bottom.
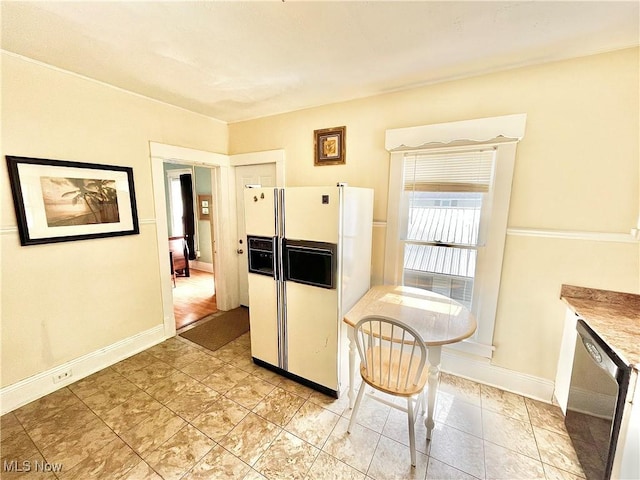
561, 386, 617, 419
230, 149, 284, 167
149, 141, 239, 338
149, 143, 285, 332
385, 113, 527, 151
507, 227, 639, 244
444, 339, 496, 359
0, 325, 165, 415
384, 114, 527, 360
150, 143, 230, 167
0, 226, 18, 235
190, 261, 214, 273
230, 149, 286, 187
441, 351, 555, 403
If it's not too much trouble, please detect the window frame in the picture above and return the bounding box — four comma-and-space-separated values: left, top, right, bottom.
166, 168, 192, 238
384, 115, 526, 359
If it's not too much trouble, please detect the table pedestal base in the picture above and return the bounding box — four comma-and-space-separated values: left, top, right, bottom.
425, 346, 442, 440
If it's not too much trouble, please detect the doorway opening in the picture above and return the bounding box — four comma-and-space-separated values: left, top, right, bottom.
164, 162, 217, 329
172, 269, 217, 330
151, 142, 285, 339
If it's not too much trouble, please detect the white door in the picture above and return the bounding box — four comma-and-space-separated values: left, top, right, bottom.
244, 187, 277, 237
235, 163, 277, 306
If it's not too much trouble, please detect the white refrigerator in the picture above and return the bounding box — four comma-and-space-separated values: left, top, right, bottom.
244, 185, 373, 397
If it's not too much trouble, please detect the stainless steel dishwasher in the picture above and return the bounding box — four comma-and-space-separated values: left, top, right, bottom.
565, 319, 631, 480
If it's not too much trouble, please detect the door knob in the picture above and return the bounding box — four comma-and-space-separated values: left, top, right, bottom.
237, 249, 244, 254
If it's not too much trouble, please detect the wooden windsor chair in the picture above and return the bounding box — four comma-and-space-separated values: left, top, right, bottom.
347, 314, 428, 467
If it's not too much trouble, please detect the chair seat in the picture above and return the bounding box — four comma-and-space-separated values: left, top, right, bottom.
348, 314, 429, 467
360, 346, 429, 397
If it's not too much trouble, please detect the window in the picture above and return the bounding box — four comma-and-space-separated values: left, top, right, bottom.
384, 115, 526, 358
166, 168, 192, 237
402, 149, 496, 310
169, 176, 184, 236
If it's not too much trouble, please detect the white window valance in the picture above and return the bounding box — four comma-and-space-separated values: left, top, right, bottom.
385, 113, 527, 152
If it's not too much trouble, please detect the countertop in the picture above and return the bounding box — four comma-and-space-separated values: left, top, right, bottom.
560, 284, 640, 369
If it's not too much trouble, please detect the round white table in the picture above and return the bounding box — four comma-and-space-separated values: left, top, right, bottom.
343, 284, 477, 440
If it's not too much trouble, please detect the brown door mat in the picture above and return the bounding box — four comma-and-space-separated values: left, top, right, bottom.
179, 306, 249, 352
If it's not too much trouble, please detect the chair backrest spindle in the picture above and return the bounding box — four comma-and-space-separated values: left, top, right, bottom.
353, 314, 428, 396
350, 314, 429, 468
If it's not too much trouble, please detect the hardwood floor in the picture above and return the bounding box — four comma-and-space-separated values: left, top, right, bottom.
173, 268, 217, 329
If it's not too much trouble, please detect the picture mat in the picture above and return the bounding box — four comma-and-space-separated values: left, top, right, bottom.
16, 163, 136, 240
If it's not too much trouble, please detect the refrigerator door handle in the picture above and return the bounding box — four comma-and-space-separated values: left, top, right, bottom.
276, 188, 287, 370
279, 188, 286, 239
273, 236, 279, 281
272, 187, 278, 239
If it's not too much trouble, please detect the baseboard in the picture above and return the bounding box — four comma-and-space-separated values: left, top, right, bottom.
565, 386, 616, 418
0, 325, 167, 415
190, 261, 213, 273
440, 351, 555, 403
1, 325, 556, 415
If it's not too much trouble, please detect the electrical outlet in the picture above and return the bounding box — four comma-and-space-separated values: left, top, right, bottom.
53, 369, 72, 383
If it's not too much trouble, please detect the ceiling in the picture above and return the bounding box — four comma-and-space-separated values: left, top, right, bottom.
1, 1, 638, 123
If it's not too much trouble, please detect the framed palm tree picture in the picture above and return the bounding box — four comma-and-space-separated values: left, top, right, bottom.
6, 156, 139, 245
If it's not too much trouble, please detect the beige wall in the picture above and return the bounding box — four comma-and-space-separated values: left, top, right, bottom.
2, 47, 638, 391
229, 47, 640, 381
1, 53, 228, 387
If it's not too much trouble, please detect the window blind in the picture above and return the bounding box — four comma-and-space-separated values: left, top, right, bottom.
403, 149, 496, 193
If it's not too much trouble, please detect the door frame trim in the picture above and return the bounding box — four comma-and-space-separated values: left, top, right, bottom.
150, 143, 285, 338
150, 142, 235, 338
231, 149, 286, 186
231, 149, 286, 306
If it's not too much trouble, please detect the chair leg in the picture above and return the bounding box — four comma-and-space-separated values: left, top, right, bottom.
347, 381, 366, 434
407, 397, 417, 467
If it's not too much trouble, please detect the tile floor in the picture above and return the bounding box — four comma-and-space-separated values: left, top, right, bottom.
1, 333, 587, 480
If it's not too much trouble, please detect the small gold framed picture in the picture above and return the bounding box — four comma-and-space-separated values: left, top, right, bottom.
314, 126, 346, 166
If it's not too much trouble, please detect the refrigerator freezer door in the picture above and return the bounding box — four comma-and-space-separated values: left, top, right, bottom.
283, 187, 340, 243
286, 281, 340, 391
340, 187, 374, 313
247, 273, 279, 367
244, 187, 278, 237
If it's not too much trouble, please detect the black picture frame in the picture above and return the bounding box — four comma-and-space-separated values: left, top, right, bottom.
6, 155, 139, 246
